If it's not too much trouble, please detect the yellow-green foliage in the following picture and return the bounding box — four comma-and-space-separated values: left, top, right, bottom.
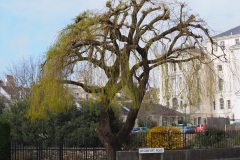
146, 126, 182, 150
28, 78, 73, 120
28, 11, 101, 119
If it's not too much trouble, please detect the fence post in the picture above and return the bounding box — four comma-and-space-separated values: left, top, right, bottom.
59, 141, 63, 160
37, 142, 39, 160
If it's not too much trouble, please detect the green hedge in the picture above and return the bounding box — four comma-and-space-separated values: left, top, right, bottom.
0, 116, 11, 160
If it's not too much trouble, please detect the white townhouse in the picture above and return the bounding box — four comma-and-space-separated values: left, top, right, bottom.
159, 25, 240, 125
158, 48, 212, 125
208, 25, 240, 123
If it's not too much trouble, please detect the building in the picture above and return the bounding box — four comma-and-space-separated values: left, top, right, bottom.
208, 25, 240, 123
159, 48, 213, 125
159, 25, 240, 125
121, 102, 183, 127
0, 75, 28, 107
68, 77, 98, 102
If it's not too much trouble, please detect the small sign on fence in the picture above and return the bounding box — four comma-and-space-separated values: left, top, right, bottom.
138, 148, 164, 160
139, 148, 164, 154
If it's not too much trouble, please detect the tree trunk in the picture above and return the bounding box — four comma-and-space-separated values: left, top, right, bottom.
105, 142, 120, 160
97, 128, 120, 160
95, 94, 142, 160
96, 108, 120, 160
96, 107, 140, 160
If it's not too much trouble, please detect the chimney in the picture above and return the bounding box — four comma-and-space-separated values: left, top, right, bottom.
79, 77, 86, 84
0, 80, 3, 87
5, 75, 15, 87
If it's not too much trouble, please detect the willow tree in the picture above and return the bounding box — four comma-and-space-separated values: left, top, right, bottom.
29, 0, 217, 159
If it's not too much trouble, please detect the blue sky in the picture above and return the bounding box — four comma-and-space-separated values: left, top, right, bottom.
0, 0, 240, 76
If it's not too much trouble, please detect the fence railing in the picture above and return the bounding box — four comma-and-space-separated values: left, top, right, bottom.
124, 130, 240, 150
11, 130, 240, 159
11, 141, 107, 160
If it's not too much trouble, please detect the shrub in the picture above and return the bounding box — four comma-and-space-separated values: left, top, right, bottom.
0, 116, 11, 160
146, 126, 182, 150
233, 132, 240, 146
195, 126, 226, 148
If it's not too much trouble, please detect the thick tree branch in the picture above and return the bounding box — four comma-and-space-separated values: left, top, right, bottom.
72, 40, 115, 53
140, 7, 170, 36
62, 80, 102, 93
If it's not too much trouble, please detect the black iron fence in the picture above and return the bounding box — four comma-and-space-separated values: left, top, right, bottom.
125, 130, 240, 150
11, 141, 106, 160
11, 130, 240, 159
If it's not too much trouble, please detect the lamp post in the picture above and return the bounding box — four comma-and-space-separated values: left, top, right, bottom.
183, 104, 187, 148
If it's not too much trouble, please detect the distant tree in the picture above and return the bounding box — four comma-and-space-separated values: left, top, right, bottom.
3, 100, 42, 142
4, 56, 41, 88
29, 0, 218, 159
0, 97, 6, 114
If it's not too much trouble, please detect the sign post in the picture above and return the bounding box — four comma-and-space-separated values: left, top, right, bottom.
138, 148, 164, 160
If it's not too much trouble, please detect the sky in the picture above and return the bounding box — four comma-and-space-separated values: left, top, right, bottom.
0, 0, 240, 77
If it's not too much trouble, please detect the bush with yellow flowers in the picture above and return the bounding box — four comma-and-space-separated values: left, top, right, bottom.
146, 126, 183, 150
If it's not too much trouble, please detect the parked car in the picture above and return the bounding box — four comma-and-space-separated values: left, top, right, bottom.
194, 124, 206, 133
180, 126, 196, 134
131, 127, 149, 135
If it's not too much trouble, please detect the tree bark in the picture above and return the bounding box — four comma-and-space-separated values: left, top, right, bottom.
96, 108, 120, 160
96, 105, 140, 160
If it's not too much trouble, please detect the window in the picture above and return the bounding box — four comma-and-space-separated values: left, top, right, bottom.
198, 117, 202, 125
180, 101, 183, 109
236, 39, 240, 45
218, 65, 222, 71
174, 63, 177, 71
220, 41, 225, 50
220, 98, 224, 109
197, 78, 200, 90
178, 63, 182, 70
164, 79, 169, 96
197, 98, 202, 109
170, 63, 177, 72
170, 117, 175, 125
227, 100, 231, 109
179, 77, 183, 90
162, 117, 167, 126
178, 117, 183, 124
218, 78, 223, 91
167, 101, 170, 107
194, 118, 197, 125
213, 43, 218, 51
171, 78, 176, 92
213, 101, 216, 110
172, 98, 178, 108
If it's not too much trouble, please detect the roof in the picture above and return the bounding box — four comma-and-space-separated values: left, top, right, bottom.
0, 85, 28, 101
121, 102, 183, 117
214, 25, 240, 38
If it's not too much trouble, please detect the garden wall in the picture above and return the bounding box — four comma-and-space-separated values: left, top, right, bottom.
117, 147, 240, 160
